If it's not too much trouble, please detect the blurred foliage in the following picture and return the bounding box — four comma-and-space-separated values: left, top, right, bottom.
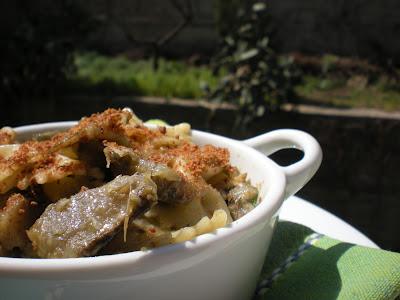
209, 2, 301, 125
298, 76, 346, 93
0, 0, 96, 100
67, 53, 220, 99
321, 54, 340, 75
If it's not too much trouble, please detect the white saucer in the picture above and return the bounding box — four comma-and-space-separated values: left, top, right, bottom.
279, 196, 379, 249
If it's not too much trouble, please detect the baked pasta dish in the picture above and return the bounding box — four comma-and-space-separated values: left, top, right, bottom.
0, 109, 258, 258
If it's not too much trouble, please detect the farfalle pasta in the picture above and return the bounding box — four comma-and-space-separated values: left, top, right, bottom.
0, 109, 258, 258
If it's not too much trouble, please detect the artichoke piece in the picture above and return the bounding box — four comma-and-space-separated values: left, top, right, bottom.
104, 143, 198, 204
226, 183, 258, 220
27, 174, 157, 258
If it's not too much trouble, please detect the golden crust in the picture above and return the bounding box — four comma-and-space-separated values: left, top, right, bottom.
0, 109, 231, 194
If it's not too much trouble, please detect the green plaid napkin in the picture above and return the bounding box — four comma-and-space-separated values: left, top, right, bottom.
255, 221, 400, 300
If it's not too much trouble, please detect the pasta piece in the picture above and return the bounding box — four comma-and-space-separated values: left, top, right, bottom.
0, 194, 42, 257
0, 127, 16, 145
138, 181, 232, 231
166, 123, 191, 140
0, 144, 20, 159
201, 188, 233, 222
29, 154, 87, 186
0, 165, 22, 195
144, 197, 209, 230
171, 209, 228, 243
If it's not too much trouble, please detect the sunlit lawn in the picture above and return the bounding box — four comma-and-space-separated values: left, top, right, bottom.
67, 53, 400, 112
296, 75, 400, 111
68, 52, 219, 99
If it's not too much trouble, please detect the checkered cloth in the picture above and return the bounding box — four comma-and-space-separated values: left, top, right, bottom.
255, 221, 400, 300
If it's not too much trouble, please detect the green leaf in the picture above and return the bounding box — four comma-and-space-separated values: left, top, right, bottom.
252, 2, 266, 12
239, 24, 252, 34
238, 49, 259, 61
259, 37, 269, 48
256, 106, 265, 117
225, 36, 235, 46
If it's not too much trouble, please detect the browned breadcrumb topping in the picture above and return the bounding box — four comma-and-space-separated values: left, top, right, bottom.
149, 143, 230, 178
0, 108, 232, 193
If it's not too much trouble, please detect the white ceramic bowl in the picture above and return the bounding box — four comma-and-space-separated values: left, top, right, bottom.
0, 122, 322, 300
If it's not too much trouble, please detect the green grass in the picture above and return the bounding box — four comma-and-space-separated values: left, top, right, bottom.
68, 52, 220, 99
296, 75, 400, 111
67, 52, 400, 111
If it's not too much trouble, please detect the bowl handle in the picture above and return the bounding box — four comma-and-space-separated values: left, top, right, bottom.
243, 129, 322, 198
